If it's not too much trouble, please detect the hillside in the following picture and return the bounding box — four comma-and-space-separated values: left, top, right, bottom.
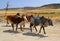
20, 3, 60, 9
40, 3, 60, 9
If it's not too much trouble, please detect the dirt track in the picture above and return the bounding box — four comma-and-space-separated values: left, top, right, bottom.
0, 22, 60, 41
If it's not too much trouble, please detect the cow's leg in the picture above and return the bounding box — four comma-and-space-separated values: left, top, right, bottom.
7, 19, 9, 24
22, 21, 25, 27
30, 23, 33, 32
34, 25, 37, 32
11, 23, 14, 31
42, 25, 46, 34
6, 19, 9, 26
30, 26, 32, 32
20, 22, 23, 31
20, 26, 23, 31
39, 25, 43, 33
16, 24, 18, 31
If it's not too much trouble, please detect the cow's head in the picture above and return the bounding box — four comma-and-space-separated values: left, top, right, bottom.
47, 19, 53, 26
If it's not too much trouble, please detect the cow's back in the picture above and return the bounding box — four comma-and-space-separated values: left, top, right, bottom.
6, 15, 22, 24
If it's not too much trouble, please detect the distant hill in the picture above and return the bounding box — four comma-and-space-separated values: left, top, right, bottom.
22, 3, 60, 9
40, 3, 60, 9
0, 3, 60, 10
23, 3, 60, 10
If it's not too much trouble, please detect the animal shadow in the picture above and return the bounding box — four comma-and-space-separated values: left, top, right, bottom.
23, 32, 48, 38
3, 30, 19, 34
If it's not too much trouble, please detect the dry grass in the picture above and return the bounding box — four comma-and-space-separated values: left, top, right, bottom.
0, 9, 60, 22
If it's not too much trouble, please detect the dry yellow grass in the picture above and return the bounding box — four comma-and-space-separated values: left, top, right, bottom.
0, 9, 60, 22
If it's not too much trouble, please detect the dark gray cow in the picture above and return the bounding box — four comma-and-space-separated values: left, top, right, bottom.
30, 15, 53, 34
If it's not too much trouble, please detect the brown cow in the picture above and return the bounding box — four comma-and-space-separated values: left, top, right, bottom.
6, 13, 25, 32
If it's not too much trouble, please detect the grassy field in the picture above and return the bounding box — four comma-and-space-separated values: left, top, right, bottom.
0, 9, 60, 21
